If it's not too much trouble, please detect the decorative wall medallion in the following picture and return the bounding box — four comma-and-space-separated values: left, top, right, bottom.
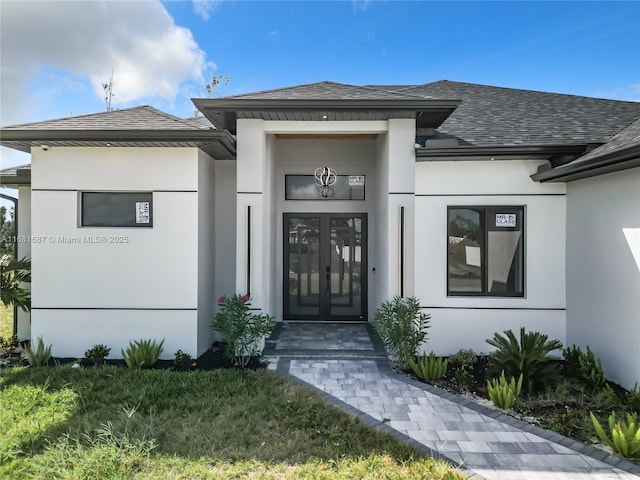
314, 166, 337, 198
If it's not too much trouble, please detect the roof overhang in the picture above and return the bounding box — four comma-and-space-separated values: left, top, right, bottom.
0, 129, 237, 160
531, 144, 640, 182
192, 98, 462, 134
0, 164, 31, 187
416, 144, 589, 162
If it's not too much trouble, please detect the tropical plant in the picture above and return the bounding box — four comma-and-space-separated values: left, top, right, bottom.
486, 327, 562, 394
590, 411, 640, 459
627, 384, 640, 415
24, 337, 52, 366
448, 348, 478, 390
212, 294, 275, 368
372, 296, 430, 369
487, 371, 523, 409
121, 338, 164, 369
0, 255, 31, 311
174, 349, 195, 371
409, 352, 448, 382
563, 344, 607, 391
84, 344, 111, 367
0, 334, 20, 356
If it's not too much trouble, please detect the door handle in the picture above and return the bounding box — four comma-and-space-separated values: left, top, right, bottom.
325, 266, 331, 299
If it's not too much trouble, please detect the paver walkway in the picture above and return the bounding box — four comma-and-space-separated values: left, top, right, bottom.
265, 323, 640, 480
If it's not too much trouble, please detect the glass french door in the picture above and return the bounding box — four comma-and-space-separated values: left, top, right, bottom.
284, 213, 367, 321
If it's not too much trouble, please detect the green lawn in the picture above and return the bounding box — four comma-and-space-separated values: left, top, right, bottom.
0, 305, 13, 338
0, 366, 466, 479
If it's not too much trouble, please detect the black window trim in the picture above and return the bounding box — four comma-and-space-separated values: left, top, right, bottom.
284, 174, 366, 201
446, 205, 525, 298
80, 191, 154, 228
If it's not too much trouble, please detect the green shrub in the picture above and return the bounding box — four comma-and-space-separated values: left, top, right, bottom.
372, 296, 430, 369
24, 337, 52, 367
121, 338, 164, 369
0, 334, 20, 356
448, 349, 477, 390
174, 349, 195, 371
563, 345, 608, 391
487, 327, 562, 394
409, 352, 448, 382
590, 411, 640, 459
84, 344, 111, 367
627, 384, 640, 414
487, 371, 523, 409
212, 294, 275, 368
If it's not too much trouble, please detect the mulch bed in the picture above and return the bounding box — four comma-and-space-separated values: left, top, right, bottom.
0, 341, 268, 371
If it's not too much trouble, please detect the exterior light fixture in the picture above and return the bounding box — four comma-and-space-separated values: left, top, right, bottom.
314, 166, 337, 198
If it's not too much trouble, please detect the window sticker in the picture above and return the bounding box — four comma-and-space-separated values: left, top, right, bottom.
136, 202, 150, 224
495, 213, 516, 227
348, 175, 365, 187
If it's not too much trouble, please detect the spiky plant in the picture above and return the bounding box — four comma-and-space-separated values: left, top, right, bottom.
486, 327, 562, 394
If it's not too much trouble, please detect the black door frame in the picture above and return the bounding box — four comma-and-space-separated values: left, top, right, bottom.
283, 213, 368, 321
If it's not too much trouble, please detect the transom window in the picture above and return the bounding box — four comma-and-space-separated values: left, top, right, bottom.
447, 206, 524, 296
81, 192, 153, 227
285, 175, 365, 200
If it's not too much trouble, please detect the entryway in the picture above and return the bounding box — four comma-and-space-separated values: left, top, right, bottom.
283, 213, 367, 321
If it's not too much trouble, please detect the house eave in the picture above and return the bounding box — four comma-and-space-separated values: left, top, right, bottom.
0, 129, 237, 159
531, 145, 640, 182
192, 98, 462, 134
416, 144, 588, 161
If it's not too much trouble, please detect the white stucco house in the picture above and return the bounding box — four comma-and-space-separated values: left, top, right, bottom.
1, 80, 638, 389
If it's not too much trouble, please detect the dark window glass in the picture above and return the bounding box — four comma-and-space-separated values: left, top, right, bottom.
285, 175, 365, 200
448, 206, 524, 296
81, 192, 153, 227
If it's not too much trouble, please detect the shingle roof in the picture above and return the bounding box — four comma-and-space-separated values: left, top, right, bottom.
572, 118, 640, 164
2, 106, 212, 131
225, 80, 432, 100
403, 81, 640, 147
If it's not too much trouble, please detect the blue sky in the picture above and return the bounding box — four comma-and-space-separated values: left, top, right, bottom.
0, 0, 639, 172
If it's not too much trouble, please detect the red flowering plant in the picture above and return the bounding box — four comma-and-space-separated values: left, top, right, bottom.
212, 294, 275, 368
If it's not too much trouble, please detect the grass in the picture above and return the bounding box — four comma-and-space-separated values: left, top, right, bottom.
0, 366, 466, 479
0, 305, 13, 338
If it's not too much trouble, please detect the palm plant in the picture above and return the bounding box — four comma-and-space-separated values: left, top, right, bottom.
0, 255, 31, 311
486, 327, 562, 394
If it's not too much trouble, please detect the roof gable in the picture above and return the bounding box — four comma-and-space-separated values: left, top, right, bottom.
224, 80, 432, 100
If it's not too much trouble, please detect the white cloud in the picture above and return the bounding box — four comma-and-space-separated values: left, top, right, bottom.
193, 0, 222, 21
595, 83, 640, 102
0, 0, 210, 125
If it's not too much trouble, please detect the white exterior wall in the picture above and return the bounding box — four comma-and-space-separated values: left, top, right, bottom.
415, 160, 567, 355
213, 160, 237, 304
16, 186, 31, 340
197, 151, 216, 355
30, 147, 204, 359
566, 168, 640, 389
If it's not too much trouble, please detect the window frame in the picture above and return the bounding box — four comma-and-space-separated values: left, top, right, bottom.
446, 205, 525, 298
284, 174, 366, 201
80, 191, 154, 228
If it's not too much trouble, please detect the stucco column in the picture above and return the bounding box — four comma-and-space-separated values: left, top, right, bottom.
383, 118, 416, 299
235, 119, 269, 311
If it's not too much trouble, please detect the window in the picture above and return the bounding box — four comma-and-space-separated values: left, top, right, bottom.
447, 206, 524, 296
81, 192, 153, 227
285, 175, 365, 200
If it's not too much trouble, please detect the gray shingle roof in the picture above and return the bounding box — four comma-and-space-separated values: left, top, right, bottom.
225, 80, 432, 100
572, 118, 640, 163
2, 106, 212, 131
403, 81, 640, 147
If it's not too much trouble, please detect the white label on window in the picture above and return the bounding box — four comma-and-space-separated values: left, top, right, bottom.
136, 202, 150, 224
348, 175, 365, 186
465, 246, 481, 267
495, 213, 516, 227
